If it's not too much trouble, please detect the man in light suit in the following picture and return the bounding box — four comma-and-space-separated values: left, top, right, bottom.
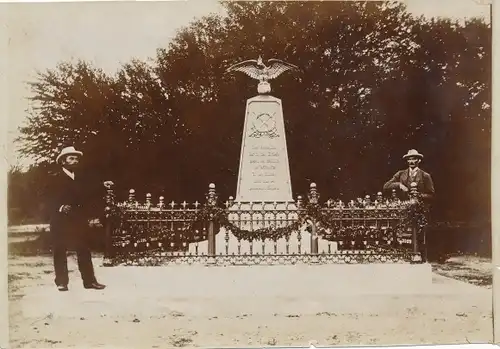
49, 146, 106, 291
383, 149, 435, 201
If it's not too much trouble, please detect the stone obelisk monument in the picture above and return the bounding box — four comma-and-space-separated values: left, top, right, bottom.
226, 56, 298, 202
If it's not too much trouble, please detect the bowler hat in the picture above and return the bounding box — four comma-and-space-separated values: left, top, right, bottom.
56, 146, 83, 164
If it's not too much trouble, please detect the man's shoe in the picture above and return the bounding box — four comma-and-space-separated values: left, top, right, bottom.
84, 282, 106, 290
57, 285, 68, 292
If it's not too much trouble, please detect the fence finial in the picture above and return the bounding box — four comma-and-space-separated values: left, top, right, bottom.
308, 182, 319, 205
410, 182, 418, 194
103, 181, 115, 218
128, 189, 135, 204
297, 195, 303, 208
207, 183, 218, 206
158, 196, 165, 208
410, 182, 419, 203
104, 181, 115, 205
146, 193, 152, 207
365, 194, 371, 207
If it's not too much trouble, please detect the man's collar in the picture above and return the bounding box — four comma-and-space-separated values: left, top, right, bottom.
62, 167, 75, 179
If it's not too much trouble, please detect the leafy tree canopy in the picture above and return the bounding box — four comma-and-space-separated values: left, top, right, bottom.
14, 1, 491, 223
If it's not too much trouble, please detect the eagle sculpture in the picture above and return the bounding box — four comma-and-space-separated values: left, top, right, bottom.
226, 56, 299, 94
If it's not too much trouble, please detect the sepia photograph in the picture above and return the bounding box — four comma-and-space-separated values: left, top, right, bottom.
6, 0, 494, 347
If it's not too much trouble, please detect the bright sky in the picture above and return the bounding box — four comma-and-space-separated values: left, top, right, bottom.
5, 0, 491, 167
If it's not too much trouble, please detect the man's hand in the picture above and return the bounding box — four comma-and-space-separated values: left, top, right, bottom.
60, 205, 71, 214
399, 183, 408, 192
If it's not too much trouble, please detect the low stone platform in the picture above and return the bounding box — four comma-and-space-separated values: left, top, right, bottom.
19, 262, 444, 318
10, 256, 492, 347
101, 263, 434, 296
33, 263, 434, 297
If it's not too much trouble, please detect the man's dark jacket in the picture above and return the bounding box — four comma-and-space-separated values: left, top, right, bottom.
383, 168, 435, 200
48, 168, 103, 234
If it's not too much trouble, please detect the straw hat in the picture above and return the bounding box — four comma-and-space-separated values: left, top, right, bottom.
56, 146, 83, 164
402, 149, 423, 160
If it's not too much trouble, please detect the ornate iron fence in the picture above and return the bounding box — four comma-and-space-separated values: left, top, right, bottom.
102, 182, 428, 266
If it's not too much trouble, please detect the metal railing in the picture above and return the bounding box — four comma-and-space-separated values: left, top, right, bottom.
102, 181, 427, 266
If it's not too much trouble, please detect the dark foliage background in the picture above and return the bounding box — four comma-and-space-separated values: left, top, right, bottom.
9, 0, 491, 255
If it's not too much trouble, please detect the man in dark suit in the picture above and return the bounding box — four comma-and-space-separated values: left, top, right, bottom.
383, 149, 435, 262
383, 149, 435, 201
49, 146, 106, 291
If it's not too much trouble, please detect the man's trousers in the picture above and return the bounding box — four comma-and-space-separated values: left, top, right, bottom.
51, 215, 97, 286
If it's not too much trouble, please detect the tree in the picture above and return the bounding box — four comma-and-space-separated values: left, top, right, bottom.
13, 1, 491, 224
16, 59, 185, 200
155, 1, 424, 198
371, 16, 491, 220
8, 163, 52, 224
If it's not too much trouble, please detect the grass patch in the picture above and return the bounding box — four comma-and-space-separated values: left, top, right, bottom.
432, 257, 492, 287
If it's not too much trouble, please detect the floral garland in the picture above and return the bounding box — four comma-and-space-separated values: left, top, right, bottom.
296, 200, 429, 243
110, 227, 208, 250
186, 205, 302, 242
317, 225, 391, 241
404, 199, 429, 229
221, 220, 301, 242
105, 195, 429, 253
108, 210, 208, 255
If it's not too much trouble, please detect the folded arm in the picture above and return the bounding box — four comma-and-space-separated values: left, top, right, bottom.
383, 171, 407, 192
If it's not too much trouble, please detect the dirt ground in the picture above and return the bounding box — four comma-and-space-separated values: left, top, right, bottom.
8, 254, 493, 348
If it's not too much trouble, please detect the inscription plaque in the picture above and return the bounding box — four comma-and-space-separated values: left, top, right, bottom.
236, 95, 293, 202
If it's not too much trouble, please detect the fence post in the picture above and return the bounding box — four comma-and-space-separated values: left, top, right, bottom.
391, 188, 397, 203
103, 181, 116, 264
206, 183, 218, 256
409, 182, 422, 262
308, 183, 320, 254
